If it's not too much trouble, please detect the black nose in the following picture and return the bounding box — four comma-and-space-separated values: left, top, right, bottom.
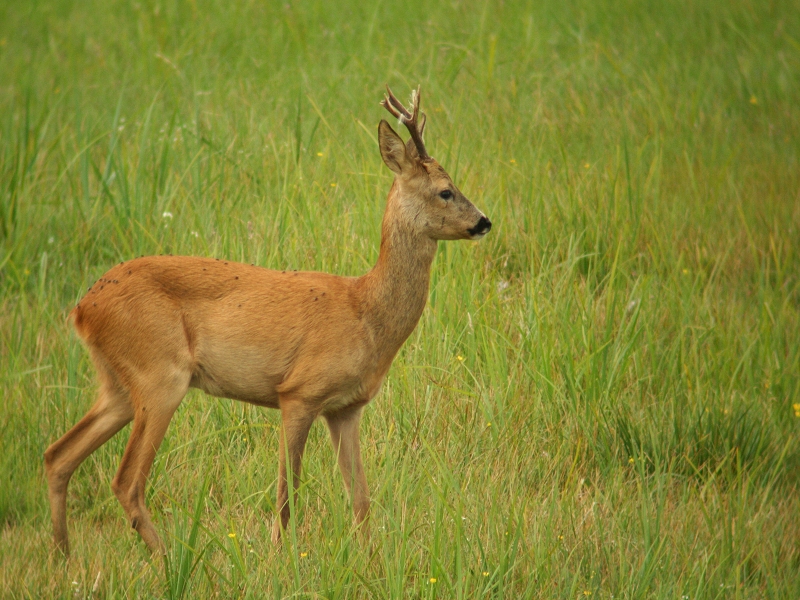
468, 216, 492, 237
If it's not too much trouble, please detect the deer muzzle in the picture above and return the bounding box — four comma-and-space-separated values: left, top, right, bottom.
468, 215, 492, 240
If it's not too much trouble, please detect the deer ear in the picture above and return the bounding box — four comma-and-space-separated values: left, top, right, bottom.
379, 120, 411, 174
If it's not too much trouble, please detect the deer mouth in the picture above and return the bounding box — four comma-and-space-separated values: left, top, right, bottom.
468, 216, 492, 240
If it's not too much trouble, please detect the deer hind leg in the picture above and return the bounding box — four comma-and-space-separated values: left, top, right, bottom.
271, 398, 318, 545
324, 406, 370, 532
111, 375, 189, 554
44, 379, 134, 555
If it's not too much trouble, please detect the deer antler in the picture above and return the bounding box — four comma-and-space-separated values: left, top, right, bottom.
381, 85, 429, 160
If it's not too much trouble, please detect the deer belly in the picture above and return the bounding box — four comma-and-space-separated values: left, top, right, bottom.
189, 344, 286, 406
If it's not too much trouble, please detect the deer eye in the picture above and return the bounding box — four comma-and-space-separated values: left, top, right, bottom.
439, 190, 453, 200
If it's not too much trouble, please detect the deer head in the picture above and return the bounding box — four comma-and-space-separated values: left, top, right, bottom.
378, 86, 492, 241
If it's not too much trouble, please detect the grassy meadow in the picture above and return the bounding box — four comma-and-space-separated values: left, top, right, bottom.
1, 0, 799, 597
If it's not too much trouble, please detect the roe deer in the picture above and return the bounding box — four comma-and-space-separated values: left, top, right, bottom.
44, 86, 492, 554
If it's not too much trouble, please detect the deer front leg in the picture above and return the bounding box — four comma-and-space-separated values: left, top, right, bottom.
272, 399, 317, 545
324, 406, 370, 532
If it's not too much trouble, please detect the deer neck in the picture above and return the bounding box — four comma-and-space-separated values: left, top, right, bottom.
359, 191, 437, 352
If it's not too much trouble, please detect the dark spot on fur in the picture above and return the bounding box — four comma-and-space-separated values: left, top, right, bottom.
234, 276, 239, 280
314, 297, 318, 301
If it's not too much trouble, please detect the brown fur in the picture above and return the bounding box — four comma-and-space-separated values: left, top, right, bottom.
44, 105, 491, 554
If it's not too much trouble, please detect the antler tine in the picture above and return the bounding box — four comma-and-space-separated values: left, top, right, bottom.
381, 84, 430, 160
407, 86, 421, 124
380, 93, 402, 120
382, 86, 410, 120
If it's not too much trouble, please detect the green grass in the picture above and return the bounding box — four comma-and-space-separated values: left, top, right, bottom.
1, 0, 799, 597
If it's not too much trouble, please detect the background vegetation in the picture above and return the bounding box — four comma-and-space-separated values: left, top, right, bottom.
1, 0, 798, 597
